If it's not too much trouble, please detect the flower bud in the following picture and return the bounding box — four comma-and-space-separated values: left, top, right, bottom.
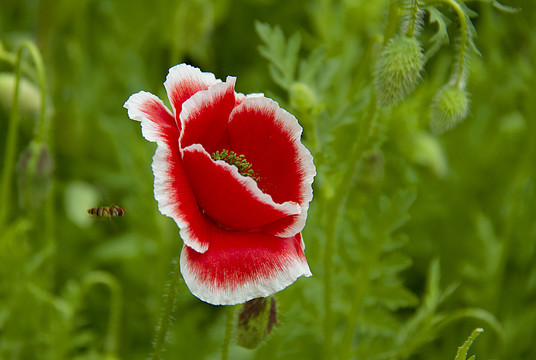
0, 72, 41, 117
17, 141, 54, 210
430, 84, 470, 134
375, 35, 424, 107
290, 82, 322, 115
235, 297, 277, 349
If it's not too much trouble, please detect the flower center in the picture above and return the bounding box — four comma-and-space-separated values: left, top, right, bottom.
211, 149, 260, 181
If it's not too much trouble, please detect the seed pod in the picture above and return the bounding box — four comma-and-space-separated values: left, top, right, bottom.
235, 297, 277, 349
430, 84, 470, 134
375, 35, 424, 107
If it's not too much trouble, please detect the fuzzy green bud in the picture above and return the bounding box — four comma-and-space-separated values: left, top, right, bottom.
290, 82, 322, 116
375, 35, 424, 107
235, 297, 277, 349
17, 141, 54, 210
0, 72, 41, 117
430, 84, 470, 134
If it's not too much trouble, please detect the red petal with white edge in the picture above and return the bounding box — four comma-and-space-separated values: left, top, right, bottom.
179, 77, 237, 153
164, 64, 221, 129
181, 144, 301, 231
180, 225, 312, 305
124, 91, 178, 142
227, 97, 316, 237
124, 91, 210, 253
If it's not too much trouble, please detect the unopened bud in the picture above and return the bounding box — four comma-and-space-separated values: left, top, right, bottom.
290, 82, 322, 115
375, 35, 424, 107
430, 84, 470, 134
0, 72, 41, 117
235, 297, 277, 349
17, 141, 54, 210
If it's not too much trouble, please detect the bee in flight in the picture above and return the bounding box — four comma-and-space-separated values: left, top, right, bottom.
87, 205, 125, 217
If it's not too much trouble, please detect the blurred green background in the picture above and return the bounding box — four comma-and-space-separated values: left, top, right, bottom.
0, 0, 535, 359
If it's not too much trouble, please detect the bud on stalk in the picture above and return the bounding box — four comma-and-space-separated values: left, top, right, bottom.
375, 34, 424, 107
235, 296, 278, 349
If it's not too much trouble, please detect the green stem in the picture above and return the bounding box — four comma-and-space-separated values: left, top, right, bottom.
322, 199, 336, 358
405, 0, 421, 37
340, 272, 368, 360
151, 252, 182, 360
0, 41, 49, 230
82, 271, 123, 356
221, 305, 235, 360
383, 0, 402, 45
442, 0, 469, 88
323, 90, 378, 358
0, 45, 23, 229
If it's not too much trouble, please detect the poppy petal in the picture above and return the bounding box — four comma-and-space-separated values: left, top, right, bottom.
227, 97, 316, 237
124, 91, 210, 253
181, 144, 301, 231
179, 77, 237, 152
180, 226, 312, 305
164, 63, 221, 129
124, 91, 177, 142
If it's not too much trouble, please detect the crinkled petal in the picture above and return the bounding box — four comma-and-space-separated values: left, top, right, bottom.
164, 63, 221, 129
227, 97, 316, 237
124, 91, 209, 253
180, 225, 312, 305
181, 144, 301, 231
179, 77, 237, 152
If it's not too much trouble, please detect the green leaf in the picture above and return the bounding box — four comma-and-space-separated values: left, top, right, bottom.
358, 307, 401, 336
454, 328, 484, 360
491, 0, 521, 13
367, 284, 419, 310
372, 252, 413, 278
256, 21, 301, 90
424, 6, 450, 61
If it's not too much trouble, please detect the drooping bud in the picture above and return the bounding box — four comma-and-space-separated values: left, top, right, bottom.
430, 84, 470, 134
17, 141, 54, 210
235, 297, 277, 349
375, 35, 424, 107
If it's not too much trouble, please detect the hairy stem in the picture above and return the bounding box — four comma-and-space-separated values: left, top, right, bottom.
82, 271, 123, 356
405, 0, 422, 37
442, 0, 469, 88
221, 305, 235, 360
151, 252, 182, 360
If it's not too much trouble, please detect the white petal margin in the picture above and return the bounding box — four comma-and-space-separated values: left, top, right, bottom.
181, 144, 301, 227
229, 97, 317, 239
124, 91, 175, 143
124, 91, 209, 253
151, 142, 209, 253
272, 101, 316, 239
180, 241, 312, 306
178, 77, 237, 150
164, 63, 221, 116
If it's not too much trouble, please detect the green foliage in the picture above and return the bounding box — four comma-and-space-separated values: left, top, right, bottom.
1, 0, 535, 359
454, 328, 484, 360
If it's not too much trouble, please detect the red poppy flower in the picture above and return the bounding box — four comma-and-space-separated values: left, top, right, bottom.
124, 64, 315, 305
